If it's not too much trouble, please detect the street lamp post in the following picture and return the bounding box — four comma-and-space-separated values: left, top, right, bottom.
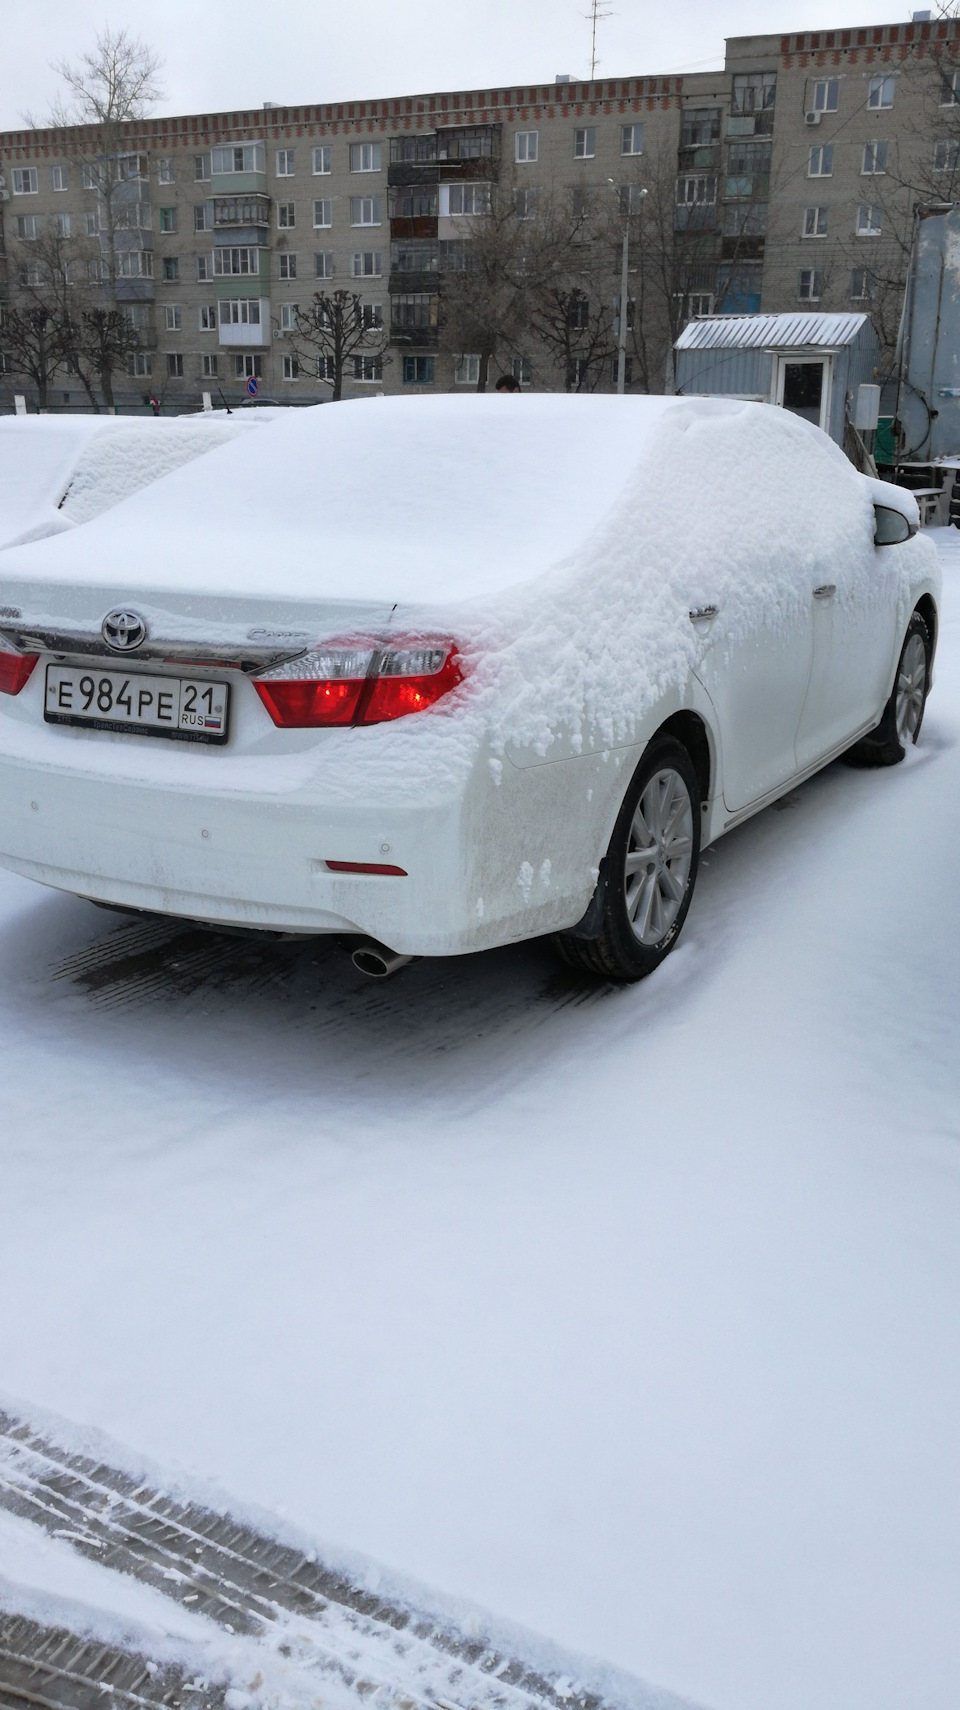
609, 180, 646, 395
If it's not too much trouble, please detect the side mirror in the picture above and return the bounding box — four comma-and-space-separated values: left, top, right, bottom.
874, 504, 916, 546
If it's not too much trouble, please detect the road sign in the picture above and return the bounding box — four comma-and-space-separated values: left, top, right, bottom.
246, 375, 259, 398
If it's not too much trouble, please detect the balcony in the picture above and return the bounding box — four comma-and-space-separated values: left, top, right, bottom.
388, 161, 441, 188
436, 126, 501, 173
214, 194, 271, 229
389, 325, 439, 348
674, 204, 718, 233
389, 215, 439, 241
678, 145, 720, 171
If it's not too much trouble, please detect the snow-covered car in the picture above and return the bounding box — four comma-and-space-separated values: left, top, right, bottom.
0, 395, 941, 981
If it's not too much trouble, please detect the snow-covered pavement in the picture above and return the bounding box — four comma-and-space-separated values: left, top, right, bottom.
2, 533, 960, 1710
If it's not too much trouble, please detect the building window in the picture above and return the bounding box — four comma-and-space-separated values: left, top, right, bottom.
221, 299, 261, 325
199, 304, 217, 330
354, 354, 382, 382
116, 251, 154, 277
164, 305, 182, 331
361, 302, 382, 329
402, 355, 435, 383
18, 262, 42, 286
212, 144, 266, 173
196, 255, 211, 280
158, 157, 175, 183
166, 353, 184, 378
808, 144, 834, 176
50, 165, 68, 191
313, 199, 333, 227
621, 123, 644, 155
127, 352, 153, 376
55, 213, 71, 237
391, 293, 439, 328
803, 205, 828, 237
158, 207, 177, 233
235, 354, 263, 378
351, 250, 382, 276
279, 302, 298, 330
935, 138, 960, 172
282, 354, 299, 380
314, 252, 335, 277
731, 71, 776, 115
194, 153, 211, 181
724, 202, 767, 237
214, 246, 259, 275
455, 354, 480, 384
850, 268, 876, 299
856, 203, 882, 236
12, 167, 38, 194
940, 69, 960, 106
442, 183, 491, 216
619, 184, 647, 215
798, 268, 823, 301
15, 214, 41, 240
512, 355, 532, 386
349, 142, 382, 172
201, 353, 218, 377
678, 174, 716, 205
868, 76, 895, 110
87, 258, 108, 283
277, 202, 295, 228
194, 205, 208, 232
313, 146, 331, 174
279, 252, 297, 278
686, 293, 714, 319
84, 211, 100, 237
350, 196, 381, 225
811, 78, 839, 113
862, 141, 888, 175
515, 130, 538, 163
276, 149, 296, 176
610, 356, 634, 384
515, 187, 538, 219
574, 127, 596, 158
81, 163, 99, 189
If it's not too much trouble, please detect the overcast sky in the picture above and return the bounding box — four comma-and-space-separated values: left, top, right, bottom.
1, 3, 921, 129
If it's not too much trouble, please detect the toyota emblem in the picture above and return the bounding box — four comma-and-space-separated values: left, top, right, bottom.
101, 609, 147, 652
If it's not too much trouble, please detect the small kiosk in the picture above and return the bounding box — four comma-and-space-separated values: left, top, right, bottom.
674, 311, 881, 451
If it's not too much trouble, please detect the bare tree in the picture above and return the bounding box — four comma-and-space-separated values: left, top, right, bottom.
0, 224, 92, 408
529, 284, 616, 391
290, 291, 386, 401
31, 28, 164, 128
74, 307, 142, 412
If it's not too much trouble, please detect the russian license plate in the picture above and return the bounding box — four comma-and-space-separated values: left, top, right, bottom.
44, 664, 230, 745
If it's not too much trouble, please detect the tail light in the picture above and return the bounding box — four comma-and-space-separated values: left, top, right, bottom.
0, 645, 39, 696
253, 639, 462, 729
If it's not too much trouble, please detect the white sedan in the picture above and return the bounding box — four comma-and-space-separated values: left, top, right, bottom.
0, 395, 941, 981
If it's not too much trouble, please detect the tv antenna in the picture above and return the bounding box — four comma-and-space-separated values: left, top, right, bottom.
584, 0, 614, 78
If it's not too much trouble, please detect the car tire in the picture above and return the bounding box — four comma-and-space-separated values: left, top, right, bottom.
553, 737, 701, 982
844, 611, 931, 768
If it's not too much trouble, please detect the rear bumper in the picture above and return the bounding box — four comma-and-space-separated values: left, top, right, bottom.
0, 755, 479, 955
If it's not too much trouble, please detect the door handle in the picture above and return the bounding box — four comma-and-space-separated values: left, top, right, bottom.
689, 605, 718, 623
813, 584, 837, 599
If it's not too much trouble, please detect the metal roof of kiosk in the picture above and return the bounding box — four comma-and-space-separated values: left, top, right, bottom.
675, 312, 871, 352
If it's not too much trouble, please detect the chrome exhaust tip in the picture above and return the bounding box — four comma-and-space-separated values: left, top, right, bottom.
351, 939, 417, 979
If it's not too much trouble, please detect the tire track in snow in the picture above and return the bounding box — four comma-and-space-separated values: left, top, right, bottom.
0, 1609, 226, 1709
0, 1412, 697, 1710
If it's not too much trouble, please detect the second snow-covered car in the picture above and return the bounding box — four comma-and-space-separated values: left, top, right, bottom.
0, 395, 941, 980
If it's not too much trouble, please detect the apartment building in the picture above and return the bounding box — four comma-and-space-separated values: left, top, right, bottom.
0, 13, 957, 409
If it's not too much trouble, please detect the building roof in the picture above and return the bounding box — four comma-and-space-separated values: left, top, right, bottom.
675, 313, 872, 352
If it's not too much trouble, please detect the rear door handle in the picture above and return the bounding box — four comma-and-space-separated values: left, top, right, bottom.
813, 584, 837, 599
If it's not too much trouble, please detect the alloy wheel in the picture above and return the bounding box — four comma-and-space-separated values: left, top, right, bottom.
623, 767, 695, 946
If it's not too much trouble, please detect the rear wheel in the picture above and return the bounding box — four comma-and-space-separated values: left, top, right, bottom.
553, 737, 701, 982
844, 612, 931, 767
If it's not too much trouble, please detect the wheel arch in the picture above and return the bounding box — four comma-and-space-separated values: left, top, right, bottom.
651, 710, 713, 807
915, 592, 938, 661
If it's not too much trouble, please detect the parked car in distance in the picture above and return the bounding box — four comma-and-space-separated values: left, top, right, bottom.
0, 395, 941, 981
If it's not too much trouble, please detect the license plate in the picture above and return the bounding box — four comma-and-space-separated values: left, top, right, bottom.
44, 664, 230, 745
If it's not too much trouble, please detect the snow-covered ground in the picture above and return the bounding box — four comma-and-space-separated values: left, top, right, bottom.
1, 530, 959, 1710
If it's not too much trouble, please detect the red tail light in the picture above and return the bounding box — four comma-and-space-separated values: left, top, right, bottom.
0, 650, 39, 696
253, 640, 462, 729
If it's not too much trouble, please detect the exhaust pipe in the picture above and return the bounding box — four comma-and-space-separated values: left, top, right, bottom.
351, 939, 417, 979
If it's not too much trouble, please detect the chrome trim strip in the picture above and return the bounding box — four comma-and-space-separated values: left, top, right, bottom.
0, 622, 306, 673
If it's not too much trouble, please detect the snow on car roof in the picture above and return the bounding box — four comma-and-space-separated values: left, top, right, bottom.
0, 393, 801, 606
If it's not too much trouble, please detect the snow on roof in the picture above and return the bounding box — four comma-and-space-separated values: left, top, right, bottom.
675, 312, 872, 352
